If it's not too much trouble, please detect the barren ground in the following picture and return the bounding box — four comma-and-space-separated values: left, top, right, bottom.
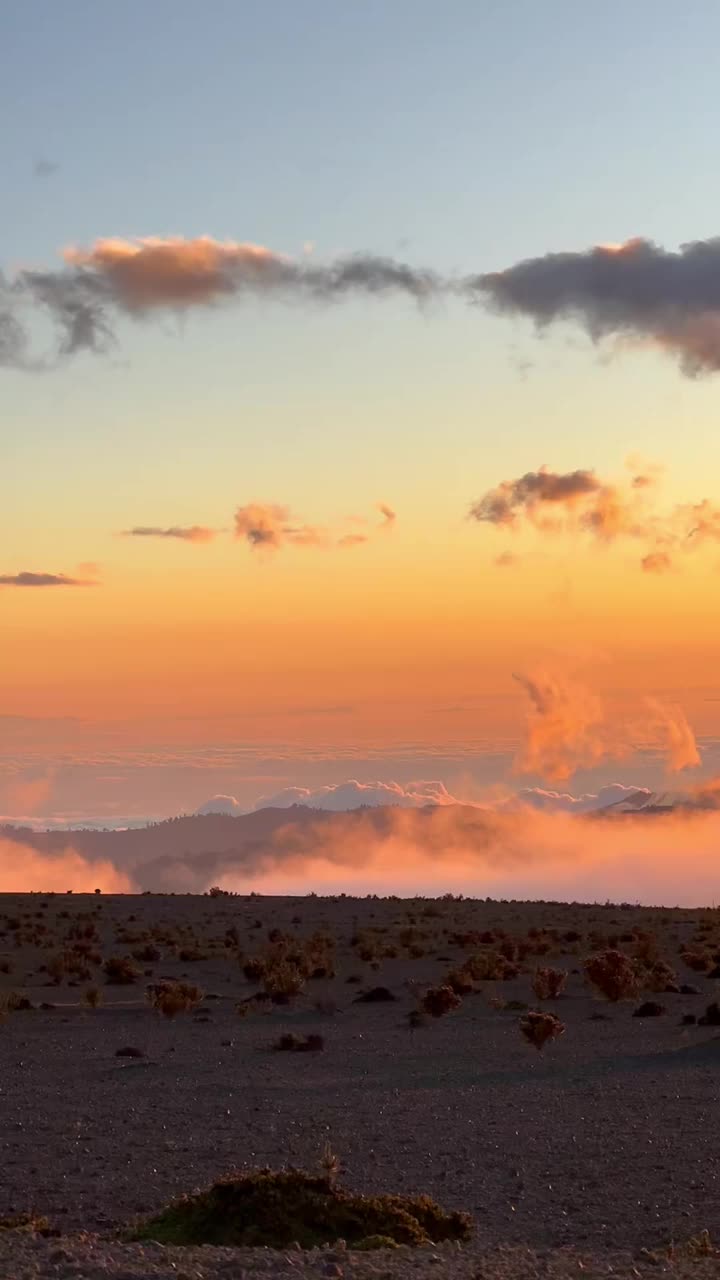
1, 891, 719, 1279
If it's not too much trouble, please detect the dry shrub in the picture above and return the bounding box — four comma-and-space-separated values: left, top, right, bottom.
130, 1168, 472, 1249
132, 944, 161, 964
236, 994, 272, 1019
531, 967, 567, 1001
147, 980, 204, 1019
272, 1032, 324, 1053
262, 961, 306, 1003
421, 985, 462, 1018
463, 951, 518, 982
519, 1010, 565, 1051
584, 950, 639, 1002
642, 959, 679, 993
83, 986, 102, 1009
681, 949, 713, 972
103, 955, 142, 985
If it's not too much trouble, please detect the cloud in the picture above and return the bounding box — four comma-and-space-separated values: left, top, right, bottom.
508, 783, 651, 813
471, 235, 720, 376
512, 671, 613, 781
6, 236, 441, 366
0, 571, 96, 587
234, 503, 325, 550
196, 794, 244, 816
645, 699, 701, 772
10, 230, 720, 377
33, 158, 59, 179
253, 779, 459, 811
469, 466, 649, 541
494, 551, 519, 568
513, 669, 700, 782
471, 468, 601, 528
127, 798, 720, 905
0, 837, 133, 892
470, 461, 720, 572
122, 525, 216, 543
234, 501, 396, 552
641, 551, 672, 573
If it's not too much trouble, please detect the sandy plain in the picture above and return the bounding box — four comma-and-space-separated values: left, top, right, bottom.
0, 891, 719, 1279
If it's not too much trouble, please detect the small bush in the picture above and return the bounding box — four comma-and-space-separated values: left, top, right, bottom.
519, 1010, 565, 1051
129, 1168, 472, 1249
421, 985, 462, 1019
273, 1032, 325, 1053
146, 980, 204, 1019
585, 950, 639, 1002
531, 967, 567, 1001
103, 955, 141, 986
83, 986, 102, 1009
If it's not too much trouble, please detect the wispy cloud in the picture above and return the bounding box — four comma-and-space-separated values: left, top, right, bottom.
513, 669, 700, 781
4, 236, 440, 367
122, 525, 217, 543
234, 501, 397, 552
0, 571, 97, 587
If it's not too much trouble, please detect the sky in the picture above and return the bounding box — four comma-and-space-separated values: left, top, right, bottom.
5, 0, 720, 838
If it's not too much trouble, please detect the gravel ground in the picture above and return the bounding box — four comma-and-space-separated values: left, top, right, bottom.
1, 893, 719, 1278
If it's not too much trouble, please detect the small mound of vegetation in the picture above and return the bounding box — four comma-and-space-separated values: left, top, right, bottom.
519, 1010, 565, 1051
421, 984, 462, 1018
146, 980, 204, 1019
633, 1000, 666, 1018
531, 967, 567, 1001
0, 1212, 51, 1234
130, 1168, 472, 1249
584, 950, 639, 1002
273, 1032, 324, 1053
353, 986, 396, 1004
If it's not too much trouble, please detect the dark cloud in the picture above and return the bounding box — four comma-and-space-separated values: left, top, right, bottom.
470, 236, 720, 375
0, 572, 96, 587
470, 467, 601, 527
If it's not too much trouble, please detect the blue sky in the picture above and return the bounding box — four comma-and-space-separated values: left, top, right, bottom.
6, 0, 720, 541
5, 0, 720, 828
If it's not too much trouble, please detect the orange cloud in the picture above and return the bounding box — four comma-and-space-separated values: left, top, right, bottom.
471, 462, 720, 572
513, 669, 700, 781
234, 501, 397, 552
641, 551, 672, 574
0, 838, 134, 892
63, 237, 282, 309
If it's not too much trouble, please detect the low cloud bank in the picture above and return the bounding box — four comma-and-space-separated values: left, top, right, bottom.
163, 798, 720, 905
0, 838, 133, 892
6, 787, 720, 903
